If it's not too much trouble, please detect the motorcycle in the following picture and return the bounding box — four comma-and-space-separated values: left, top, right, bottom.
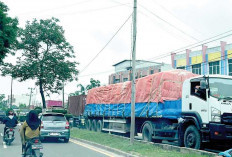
23, 137, 43, 157
3, 127, 15, 145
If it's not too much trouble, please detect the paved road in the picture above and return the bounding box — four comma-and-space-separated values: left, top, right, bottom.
0, 124, 120, 157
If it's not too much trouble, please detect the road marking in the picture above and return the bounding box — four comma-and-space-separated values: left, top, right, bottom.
3, 142, 7, 149
70, 139, 115, 157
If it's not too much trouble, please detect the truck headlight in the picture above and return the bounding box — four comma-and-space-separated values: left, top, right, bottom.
211, 108, 221, 122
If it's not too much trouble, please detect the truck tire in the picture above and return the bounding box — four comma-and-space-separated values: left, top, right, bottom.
184, 125, 201, 149
92, 119, 97, 132
142, 123, 153, 142
96, 120, 102, 132
86, 119, 92, 131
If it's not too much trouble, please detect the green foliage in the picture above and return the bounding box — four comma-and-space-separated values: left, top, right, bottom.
0, 2, 18, 63
19, 103, 27, 109
69, 78, 100, 96
71, 129, 207, 157
11, 105, 19, 109
0, 94, 7, 110
2, 18, 78, 108
69, 84, 86, 96
86, 78, 101, 91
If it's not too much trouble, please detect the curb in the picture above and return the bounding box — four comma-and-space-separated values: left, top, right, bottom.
71, 137, 138, 157
110, 134, 217, 157
71, 132, 217, 157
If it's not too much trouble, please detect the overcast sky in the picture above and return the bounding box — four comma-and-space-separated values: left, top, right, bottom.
1, 0, 232, 103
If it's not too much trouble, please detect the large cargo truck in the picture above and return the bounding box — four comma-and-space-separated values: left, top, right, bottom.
68, 95, 86, 128
83, 70, 232, 149
46, 100, 63, 108
68, 95, 86, 116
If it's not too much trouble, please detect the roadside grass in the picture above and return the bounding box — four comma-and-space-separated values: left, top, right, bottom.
71, 128, 207, 157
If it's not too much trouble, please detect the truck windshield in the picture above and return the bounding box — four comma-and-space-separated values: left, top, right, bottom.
209, 78, 232, 100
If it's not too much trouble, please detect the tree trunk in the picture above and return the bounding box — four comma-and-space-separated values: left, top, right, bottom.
39, 79, 46, 109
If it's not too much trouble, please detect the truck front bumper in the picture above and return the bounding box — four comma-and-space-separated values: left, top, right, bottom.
209, 123, 232, 140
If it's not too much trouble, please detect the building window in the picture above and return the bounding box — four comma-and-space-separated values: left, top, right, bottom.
209, 61, 220, 74
192, 64, 201, 75
177, 66, 185, 69
150, 69, 154, 74
123, 78, 128, 82
113, 76, 120, 84
114, 79, 120, 83
229, 59, 232, 76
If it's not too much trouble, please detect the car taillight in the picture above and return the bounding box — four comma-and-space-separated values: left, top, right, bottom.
34, 139, 39, 143
65, 121, 69, 129
41, 121, 44, 129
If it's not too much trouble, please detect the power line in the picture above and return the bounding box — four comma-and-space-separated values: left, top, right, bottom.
110, 0, 194, 43
19, 3, 131, 17
78, 31, 232, 77
138, 4, 199, 41
80, 13, 133, 74
18, 0, 94, 15
147, 30, 232, 62
149, 0, 204, 36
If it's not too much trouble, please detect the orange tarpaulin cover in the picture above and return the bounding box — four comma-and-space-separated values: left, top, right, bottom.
86, 70, 197, 104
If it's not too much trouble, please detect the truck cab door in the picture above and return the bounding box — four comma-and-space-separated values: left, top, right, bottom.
188, 80, 209, 123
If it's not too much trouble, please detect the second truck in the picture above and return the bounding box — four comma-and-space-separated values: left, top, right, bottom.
83, 70, 232, 149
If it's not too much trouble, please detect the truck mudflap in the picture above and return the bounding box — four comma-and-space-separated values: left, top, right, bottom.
209, 123, 232, 140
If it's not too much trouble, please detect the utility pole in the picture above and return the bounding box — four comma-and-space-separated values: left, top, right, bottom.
28, 88, 34, 108
62, 81, 65, 107
10, 76, 13, 108
130, 0, 137, 144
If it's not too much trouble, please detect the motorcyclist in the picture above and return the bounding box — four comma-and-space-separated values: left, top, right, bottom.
20, 110, 41, 155
3, 108, 18, 136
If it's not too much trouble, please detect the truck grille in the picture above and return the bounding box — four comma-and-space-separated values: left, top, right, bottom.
221, 113, 232, 125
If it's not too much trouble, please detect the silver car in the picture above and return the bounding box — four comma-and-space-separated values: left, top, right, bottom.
40, 112, 70, 143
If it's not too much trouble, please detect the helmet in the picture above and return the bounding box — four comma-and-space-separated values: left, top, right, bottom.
6, 108, 14, 116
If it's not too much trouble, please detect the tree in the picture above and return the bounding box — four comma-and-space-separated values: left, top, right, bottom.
69, 84, 86, 96
19, 103, 27, 109
2, 18, 78, 108
69, 78, 101, 96
0, 2, 18, 63
0, 94, 7, 110
86, 78, 101, 91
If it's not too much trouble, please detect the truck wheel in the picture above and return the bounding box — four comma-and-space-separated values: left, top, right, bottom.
92, 120, 97, 132
96, 120, 102, 132
86, 119, 92, 131
184, 125, 201, 149
142, 123, 153, 142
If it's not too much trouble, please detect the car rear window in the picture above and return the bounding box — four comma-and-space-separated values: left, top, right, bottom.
42, 115, 66, 121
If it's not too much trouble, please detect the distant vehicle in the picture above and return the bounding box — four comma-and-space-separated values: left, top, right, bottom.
68, 95, 86, 128
46, 100, 62, 108
3, 127, 15, 145
68, 95, 86, 116
40, 112, 70, 143
0, 110, 6, 123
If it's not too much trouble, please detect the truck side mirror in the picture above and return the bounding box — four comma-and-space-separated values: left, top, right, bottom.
200, 80, 207, 89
